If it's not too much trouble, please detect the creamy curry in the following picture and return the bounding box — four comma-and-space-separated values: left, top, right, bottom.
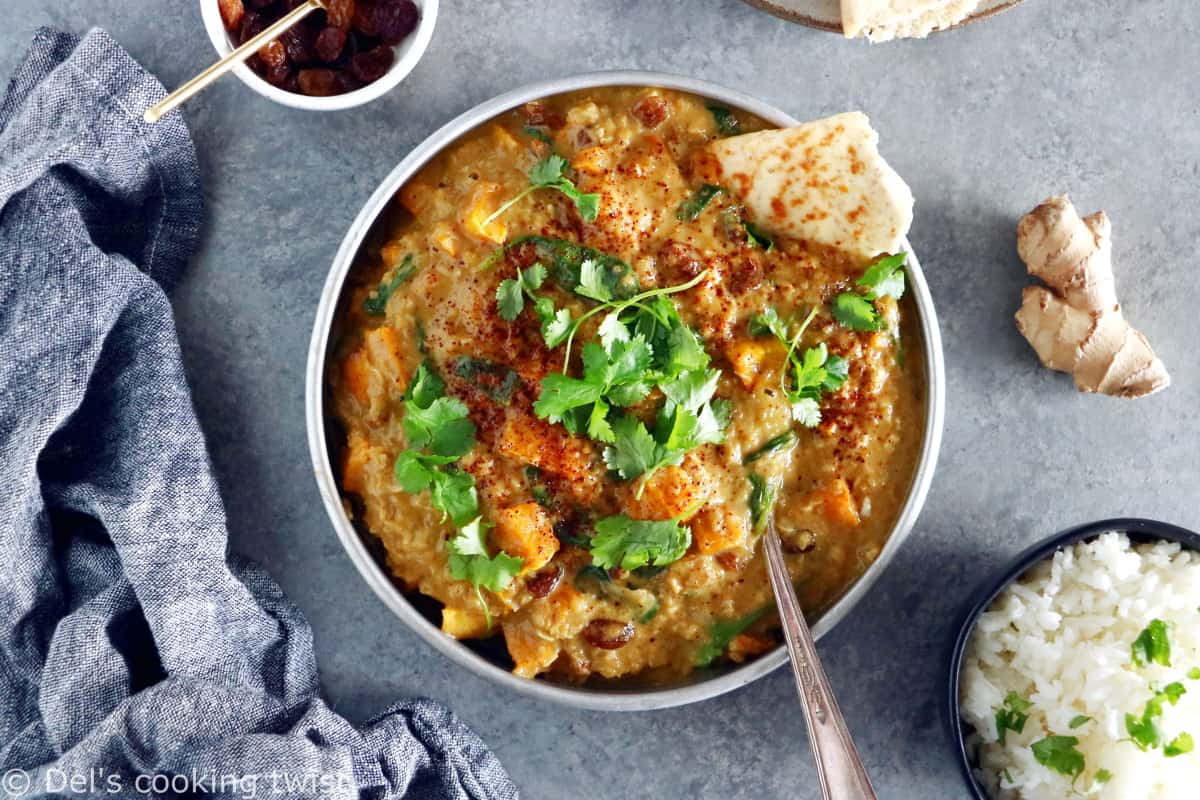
328, 87, 925, 684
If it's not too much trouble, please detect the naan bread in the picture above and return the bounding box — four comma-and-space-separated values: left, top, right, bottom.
841, 0, 981, 42
700, 112, 913, 261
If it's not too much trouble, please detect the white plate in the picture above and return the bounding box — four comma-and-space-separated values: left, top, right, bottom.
741, 0, 1023, 33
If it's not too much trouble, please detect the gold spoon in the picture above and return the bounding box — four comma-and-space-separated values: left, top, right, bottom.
763, 518, 878, 800
144, 0, 325, 123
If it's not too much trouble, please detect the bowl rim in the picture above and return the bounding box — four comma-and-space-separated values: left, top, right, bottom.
946, 517, 1200, 798
304, 70, 947, 711
198, 0, 439, 112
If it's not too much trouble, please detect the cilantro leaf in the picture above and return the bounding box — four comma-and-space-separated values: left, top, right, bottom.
748, 307, 789, 340
1132, 619, 1172, 668
1031, 735, 1085, 778
406, 361, 445, 408
676, 184, 724, 222
856, 253, 907, 300
403, 396, 476, 458
533, 374, 605, 423
430, 468, 479, 527
995, 692, 1032, 745
1166, 732, 1195, 757
1189, 667, 1200, 680
529, 153, 568, 186
1094, 769, 1113, 786
695, 607, 769, 666
791, 397, 821, 427
1126, 710, 1161, 752
541, 306, 574, 348
447, 517, 524, 593
577, 259, 614, 302
602, 415, 662, 480
586, 398, 615, 443
393, 450, 457, 493
520, 262, 547, 291
496, 279, 524, 321
707, 105, 741, 137
661, 369, 720, 413
363, 254, 417, 315
523, 126, 554, 146
597, 312, 629, 349
1068, 715, 1093, 729
831, 292, 883, 331
590, 515, 691, 571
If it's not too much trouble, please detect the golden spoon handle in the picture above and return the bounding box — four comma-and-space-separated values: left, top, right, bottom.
764, 521, 878, 800
144, 0, 325, 123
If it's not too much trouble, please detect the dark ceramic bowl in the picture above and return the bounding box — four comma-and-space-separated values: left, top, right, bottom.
946, 517, 1200, 799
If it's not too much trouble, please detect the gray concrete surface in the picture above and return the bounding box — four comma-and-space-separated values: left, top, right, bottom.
4, 0, 1198, 796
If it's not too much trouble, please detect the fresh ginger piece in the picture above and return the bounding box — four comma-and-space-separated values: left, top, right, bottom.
690, 505, 747, 555
1014, 195, 1169, 398
460, 181, 508, 244
503, 621, 560, 678
623, 464, 712, 521
491, 502, 559, 575
725, 337, 784, 390
441, 606, 489, 639
818, 478, 861, 527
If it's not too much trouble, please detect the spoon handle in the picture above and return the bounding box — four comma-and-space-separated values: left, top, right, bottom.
763, 524, 878, 800
144, 0, 324, 123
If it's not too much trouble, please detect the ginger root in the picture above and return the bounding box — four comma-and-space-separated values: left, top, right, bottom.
1014, 195, 1169, 398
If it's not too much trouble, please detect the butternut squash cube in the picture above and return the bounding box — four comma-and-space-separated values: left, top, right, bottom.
460, 181, 508, 244
623, 465, 711, 521
571, 145, 610, 176
726, 338, 783, 390
399, 180, 434, 217
690, 505, 747, 555
341, 430, 371, 493
819, 478, 861, 527
441, 606, 489, 639
491, 502, 559, 575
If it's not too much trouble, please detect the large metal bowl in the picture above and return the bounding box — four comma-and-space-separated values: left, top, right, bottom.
305, 71, 946, 711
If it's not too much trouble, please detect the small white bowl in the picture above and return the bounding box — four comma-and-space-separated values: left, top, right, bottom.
199, 0, 438, 112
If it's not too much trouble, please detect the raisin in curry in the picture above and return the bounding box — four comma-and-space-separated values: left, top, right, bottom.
329, 88, 924, 683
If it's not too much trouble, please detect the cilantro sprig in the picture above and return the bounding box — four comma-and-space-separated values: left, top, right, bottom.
496, 263, 573, 347
831, 252, 907, 332
1125, 681, 1188, 751
748, 307, 848, 428
393, 362, 522, 620
482, 154, 600, 229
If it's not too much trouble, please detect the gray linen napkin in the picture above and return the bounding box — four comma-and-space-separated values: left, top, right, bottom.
0, 27, 517, 800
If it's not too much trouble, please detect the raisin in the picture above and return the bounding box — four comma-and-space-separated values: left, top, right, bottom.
631, 95, 669, 128
266, 64, 297, 91
519, 101, 565, 129
349, 44, 395, 82
282, 23, 318, 64
297, 68, 339, 96
315, 26, 347, 61
238, 12, 267, 45
525, 565, 563, 598
326, 0, 355, 29
360, 0, 419, 45
581, 619, 635, 650
217, 0, 245, 32
333, 69, 364, 94
257, 39, 287, 69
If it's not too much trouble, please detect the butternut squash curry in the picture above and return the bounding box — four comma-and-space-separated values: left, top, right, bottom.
329, 87, 925, 684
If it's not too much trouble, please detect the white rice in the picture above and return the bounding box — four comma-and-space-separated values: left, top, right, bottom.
961, 532, 1200, 799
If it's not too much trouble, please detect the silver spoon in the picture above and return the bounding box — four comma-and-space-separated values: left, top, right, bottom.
763, 519, 878, 800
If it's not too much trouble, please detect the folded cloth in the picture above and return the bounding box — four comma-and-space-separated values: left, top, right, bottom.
0, 28, 517, 800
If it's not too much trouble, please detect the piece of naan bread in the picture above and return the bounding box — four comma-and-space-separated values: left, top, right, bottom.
841, 0, 981, 42
700, 112, 913, 260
